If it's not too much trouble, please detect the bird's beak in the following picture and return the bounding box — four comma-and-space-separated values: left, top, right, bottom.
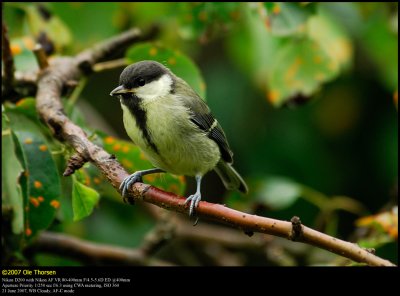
110, 85, 130, 97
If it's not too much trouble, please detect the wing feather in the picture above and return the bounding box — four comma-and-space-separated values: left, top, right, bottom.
174, 77, 233, 163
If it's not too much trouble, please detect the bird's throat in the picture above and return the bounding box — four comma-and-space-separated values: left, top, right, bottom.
121, 94, 159, 154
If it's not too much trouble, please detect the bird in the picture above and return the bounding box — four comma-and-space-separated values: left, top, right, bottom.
110, 60, 248, 217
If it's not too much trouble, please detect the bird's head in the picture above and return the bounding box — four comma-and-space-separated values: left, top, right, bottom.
110, 60, 174, 101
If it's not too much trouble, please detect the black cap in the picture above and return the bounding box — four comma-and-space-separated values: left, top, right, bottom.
119, 60, 168, 89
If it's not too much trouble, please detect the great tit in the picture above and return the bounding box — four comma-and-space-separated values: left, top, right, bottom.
110, 60, 248, 217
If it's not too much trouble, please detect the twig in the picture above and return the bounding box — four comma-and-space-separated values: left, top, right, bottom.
34, 29, 396, 267
93, 58, 128, 72
175, 218, 269, 249
33, 44, 49, 70
139, 212, 176, 256
14, 71, 37, 86
25, 231, 174, 266
75, 28, 142, 74
63, 153, 89, 176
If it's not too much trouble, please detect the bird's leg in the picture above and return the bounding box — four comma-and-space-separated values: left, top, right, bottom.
184, 175, 202, 218
120, 168, 164, 202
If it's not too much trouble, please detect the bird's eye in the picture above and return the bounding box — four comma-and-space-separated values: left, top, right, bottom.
138, 78, 146, 87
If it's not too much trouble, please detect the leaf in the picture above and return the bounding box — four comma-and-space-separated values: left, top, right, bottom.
6, 98, 63, 152
178, 2, 242, 42
2, 111, 24, 234
25, 4, 72, 52
307, 13, 353, 73
10, 36, 38, 72
49, 2, 120, 50
356, 206, 398, 239
254, 177, 302, 210
72, 175, 100, 221
7, 98, 38, 122
267, 38, 338, 107
6, 111, 61, 238
228, 4, 352, 107
126, 42, 206, 98
249, 5, 353, 107
226, 3, 282, 89
262, 2, 317, 36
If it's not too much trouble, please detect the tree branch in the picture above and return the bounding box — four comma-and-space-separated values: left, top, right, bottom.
32, 44, 49, 70
92, 58, 128, 72
34, 29, 396, 267
139, 212, 176, 256
2, 21, 16, 100
134, 186, 395, 266
25, 231, 174, 266
176, 218, 267, 249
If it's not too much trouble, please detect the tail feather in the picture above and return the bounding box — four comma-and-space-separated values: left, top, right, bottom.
214, 161, 248, 194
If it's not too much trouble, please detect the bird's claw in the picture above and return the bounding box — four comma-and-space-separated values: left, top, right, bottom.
184, 192, 201, 219
120, 172, 143, 202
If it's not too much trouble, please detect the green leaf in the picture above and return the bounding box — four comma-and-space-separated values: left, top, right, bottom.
25, 4, 72, 52
254, 177, 302, 210
10, 36, 38, 72
49, 2, 120, 51
72, 175, 100, 221
6, 98, 63, 152
226, 4, 282, 90
6, 111, 61, 238
178, 2, 242, 42
126, 42, 207, 98
263, 2, 317, 36
357, 236, 394, 250
2, 110, 24, 234
307, 13, 353, 73
7, 98, 38, 122
267, 38, 338, 107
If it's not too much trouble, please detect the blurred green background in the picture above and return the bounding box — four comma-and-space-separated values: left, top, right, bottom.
2, 2, 398, 266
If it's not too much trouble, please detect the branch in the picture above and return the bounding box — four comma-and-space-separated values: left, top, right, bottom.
34, 29, 396, 267
138, 212, 177, 256
32, 44, 49, 70
2, 21, 16, 100
25, 231, 174, 266
14, 71, 37, 87
92, 58, 128, 72
176, 218, 268, 249
132, 186, 395, 266
144, 208, 269, 249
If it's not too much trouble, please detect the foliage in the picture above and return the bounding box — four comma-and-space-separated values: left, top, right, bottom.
2, 2, 397, 266
126, 43, 206, 98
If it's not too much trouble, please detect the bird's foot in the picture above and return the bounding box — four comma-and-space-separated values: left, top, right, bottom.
120, 172, 143, 204
184, 192, 201, 218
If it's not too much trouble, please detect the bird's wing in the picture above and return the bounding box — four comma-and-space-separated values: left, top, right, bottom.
175, 77, 233, 163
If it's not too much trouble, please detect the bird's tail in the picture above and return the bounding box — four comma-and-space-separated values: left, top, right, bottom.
214, 160, 248, 194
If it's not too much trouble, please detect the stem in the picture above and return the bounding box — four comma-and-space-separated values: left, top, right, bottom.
2, 21, 16, 96
25, 231, 174, 266
33, 44, 49, 70
93, 58, 128, 72
67, 77, 87, 106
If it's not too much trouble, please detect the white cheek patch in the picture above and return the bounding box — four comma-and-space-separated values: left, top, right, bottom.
135, 74, 173, 102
